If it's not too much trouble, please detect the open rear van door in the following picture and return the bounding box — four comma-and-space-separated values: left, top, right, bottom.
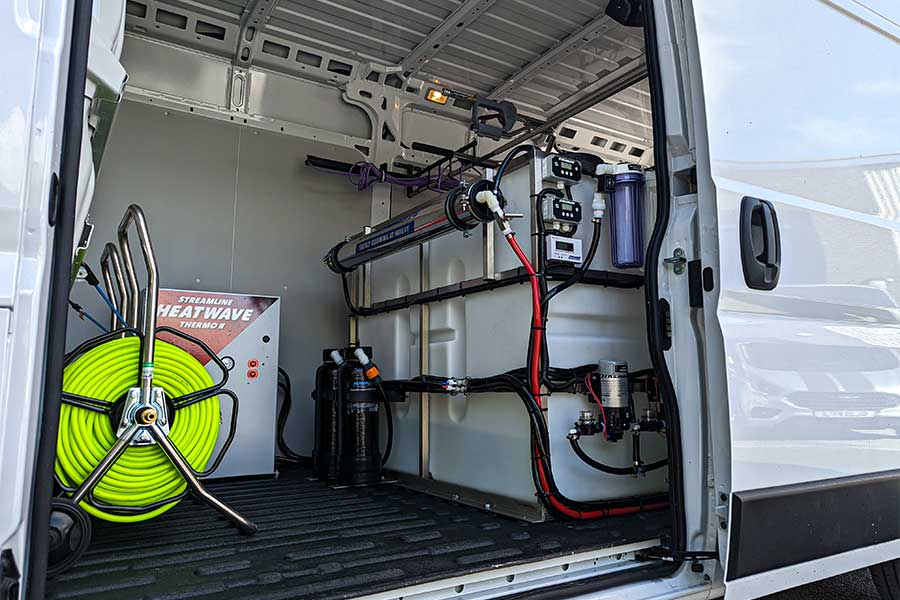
688, 1, 900, 598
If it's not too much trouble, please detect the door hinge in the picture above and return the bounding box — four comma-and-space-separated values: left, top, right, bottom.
1, 549, 20, 600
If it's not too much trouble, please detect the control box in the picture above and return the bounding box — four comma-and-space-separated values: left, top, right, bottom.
156, 288, 280, 478
546, 234, 583, 264
541, 193, 582, 230
542, 154, 582, 183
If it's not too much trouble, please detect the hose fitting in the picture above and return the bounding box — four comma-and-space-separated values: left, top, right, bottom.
475, 190, 512, 235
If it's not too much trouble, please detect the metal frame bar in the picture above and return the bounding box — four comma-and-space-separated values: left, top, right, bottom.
402, 0, 499, 80
100, 242, 128, 330
117, 205, 160, 401
124, 86, 371, 154
490, 13, 616, 99
481, 62, 649, 163
234, 0, 277, 69
355, 540, 666, 600
418, 243, 431, 479
149, 423, 257, 533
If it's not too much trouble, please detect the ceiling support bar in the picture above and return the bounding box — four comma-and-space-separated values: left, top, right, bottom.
490, 13, 616, 99
481, 60, 647, 161
402, 0, 499, 80
235, 0, 278, 68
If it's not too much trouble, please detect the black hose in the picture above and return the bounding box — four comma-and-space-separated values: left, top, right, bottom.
541, 219, 602, 309
385, 373, 668, 516
276, 368, 310, 463
569, 436, 667, 476
378, 382, 393, 466
341, 271, 369, 317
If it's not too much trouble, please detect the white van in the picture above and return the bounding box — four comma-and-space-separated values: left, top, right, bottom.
3, 0, 900, 599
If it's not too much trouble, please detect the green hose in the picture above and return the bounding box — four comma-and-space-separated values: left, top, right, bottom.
56, 336, 220, 522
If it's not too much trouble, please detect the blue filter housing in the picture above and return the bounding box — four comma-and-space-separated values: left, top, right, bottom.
609, 169, 645, 268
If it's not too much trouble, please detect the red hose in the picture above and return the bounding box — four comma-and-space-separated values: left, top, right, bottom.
504, 231, 668, 519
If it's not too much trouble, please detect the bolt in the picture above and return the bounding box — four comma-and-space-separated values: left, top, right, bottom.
720, 520, 728, 530
484, 503, 493, 510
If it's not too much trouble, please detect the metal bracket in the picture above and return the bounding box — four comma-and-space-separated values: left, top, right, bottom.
116, 387, 170, 444
228, 67, 249, 113
401, 0, 500, 80
664, 247, 686, 274
234, 0, 277, 69
637, 546, 718, 563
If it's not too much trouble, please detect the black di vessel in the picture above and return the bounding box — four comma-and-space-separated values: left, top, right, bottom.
313, 346, 382, 485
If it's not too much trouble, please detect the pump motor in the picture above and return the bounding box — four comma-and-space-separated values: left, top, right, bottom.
595, 359, 632, 442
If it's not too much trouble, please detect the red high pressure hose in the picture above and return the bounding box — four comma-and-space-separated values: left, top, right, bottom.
504, 231, 668, 519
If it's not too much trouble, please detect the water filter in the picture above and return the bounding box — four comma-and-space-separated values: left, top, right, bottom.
610, 167, 645, 268
600, 164, 646, 269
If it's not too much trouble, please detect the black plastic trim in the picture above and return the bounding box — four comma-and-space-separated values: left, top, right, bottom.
353, 265, 643, 317
26, 2, 94, 597
726, 469, 900, 581
642, 0, 687, 553
687, 260, 703, 308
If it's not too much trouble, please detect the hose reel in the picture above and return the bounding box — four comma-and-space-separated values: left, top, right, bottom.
49, 205, 256, 576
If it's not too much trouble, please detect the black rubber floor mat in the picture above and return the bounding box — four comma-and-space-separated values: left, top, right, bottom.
48, 468, 669, 600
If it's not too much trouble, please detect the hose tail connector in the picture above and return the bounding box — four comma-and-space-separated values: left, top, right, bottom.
354, 347, 383, 385
475, 190, 512, 236
443, 377, 469, 396
591, 192, 606, 222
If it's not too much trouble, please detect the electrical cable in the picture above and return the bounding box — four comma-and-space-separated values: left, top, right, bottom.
584, 373, 608, 440
493, 145, 534, 192
276, 368, 311, 464
80, 262, 129, 327
308, 159, 460, 192
56, 336, 220, 522
68, 300, 108, 333
541, 219, 602, 309
93, 284, 129, 328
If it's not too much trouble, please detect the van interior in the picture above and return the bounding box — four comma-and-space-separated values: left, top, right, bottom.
47, 1, 697, 598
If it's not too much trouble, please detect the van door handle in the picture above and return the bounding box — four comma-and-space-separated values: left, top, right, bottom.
740, 196, 781, 290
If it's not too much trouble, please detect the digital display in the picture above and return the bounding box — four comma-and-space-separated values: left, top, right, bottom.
560, 201, 574, 211
555, 240, 575, 252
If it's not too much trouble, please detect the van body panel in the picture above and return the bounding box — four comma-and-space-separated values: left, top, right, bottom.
0, 0, 76, 588
690, 0, 900, 592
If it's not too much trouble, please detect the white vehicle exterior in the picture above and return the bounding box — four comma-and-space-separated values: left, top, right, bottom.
2, 0, 898, 598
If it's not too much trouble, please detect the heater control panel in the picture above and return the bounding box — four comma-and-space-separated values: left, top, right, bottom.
543, 155, 582, 183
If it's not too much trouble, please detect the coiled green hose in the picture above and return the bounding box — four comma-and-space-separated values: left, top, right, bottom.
56, 336, 220, 522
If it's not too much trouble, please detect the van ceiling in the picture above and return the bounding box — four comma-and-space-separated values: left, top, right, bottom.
124, 0, 652, 162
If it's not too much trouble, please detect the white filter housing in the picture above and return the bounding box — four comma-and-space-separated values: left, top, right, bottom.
359, 153, 665, 519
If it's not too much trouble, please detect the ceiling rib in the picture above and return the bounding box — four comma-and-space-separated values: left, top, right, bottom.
234, 0, 277, 68
402, 0, 499, 81
484, 59, 647, 161
489, 13, 616, 99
